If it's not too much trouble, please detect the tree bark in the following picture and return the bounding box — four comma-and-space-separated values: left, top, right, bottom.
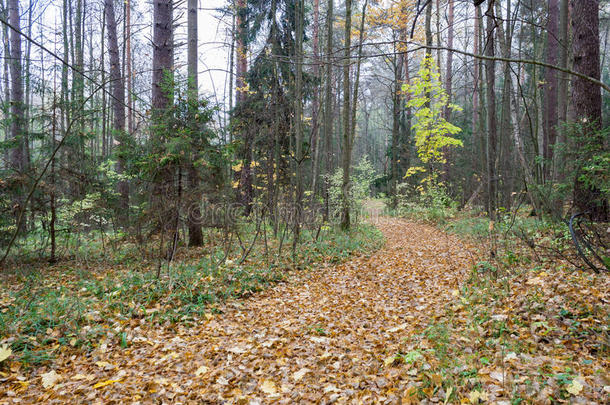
323, 0, 334, 220
105, 0, 129, 225
570, 0, 607, 220
444, 0, 454, 120
484, 0, 497, 220
310, 0, 321, 197
187, 0, 203, 246
8, 0, 23, 175
543, 0, 559, 183
293, 0, 304, 245
340, 0, 352, 229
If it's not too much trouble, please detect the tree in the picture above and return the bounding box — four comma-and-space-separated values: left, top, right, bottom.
186, 0, 203, 246
484, 0, 497, 221
8, 0, 25, 219
570, 0, 607, 220
543, 0, 559, 182
340, 0, 353, 229
105, 0, 129, 225
405, 56, 463, 189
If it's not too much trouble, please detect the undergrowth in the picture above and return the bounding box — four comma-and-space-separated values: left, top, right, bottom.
0, 223, 384, 366
395, 201, 609, 403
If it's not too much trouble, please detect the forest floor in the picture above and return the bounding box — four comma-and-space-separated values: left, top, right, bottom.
1, 214, 608, 404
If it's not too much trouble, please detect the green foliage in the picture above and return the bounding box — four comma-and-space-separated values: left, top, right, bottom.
403, 56, 463, 185
0, 223, 383, 365
327, 156, 375, 224
395, 182, 458, 224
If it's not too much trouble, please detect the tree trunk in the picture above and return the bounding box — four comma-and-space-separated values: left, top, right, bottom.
8, 0, 24, 178
323, 0, 334, 220
152, 0, 173, 112
105, 0, 129, 225
484, 1, 497, 221
187, 0, 203, 246
310, 0, 321, 197
543, 0, 559, 183
472, 4, 480, 180
293, 0, 304, 246
444, 0, 454, 121
340, 0, 352, 230
554, 0, 569, 182
570, 0, 607, 220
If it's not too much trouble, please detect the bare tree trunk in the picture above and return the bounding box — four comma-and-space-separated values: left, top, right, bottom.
8, 0, 24, 177
323, 0, 334, 220
293, 0, 304, 247
570, 0, 607, 220
554, 0, 569, 182
444, 0, 454, 120
187, 0, 203, 246
390, 44, 400, 208
310, 0, 321, 197
105, 0, 128, 225
126, 0, 134, 135
484, 1, 497, 221
152, 0, 173, 112
472, 4, 480, 179
543, 0, 559, 183
1, 0, 10, 170
152, 0, 174, 243
340, 0, 352, 230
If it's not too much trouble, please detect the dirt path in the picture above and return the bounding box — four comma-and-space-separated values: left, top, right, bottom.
7, 218, 475, 404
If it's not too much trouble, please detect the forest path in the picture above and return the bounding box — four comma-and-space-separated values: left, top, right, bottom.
17, 218, 475, 403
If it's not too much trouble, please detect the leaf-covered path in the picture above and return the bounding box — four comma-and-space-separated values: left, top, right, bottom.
7, 218, 475, 403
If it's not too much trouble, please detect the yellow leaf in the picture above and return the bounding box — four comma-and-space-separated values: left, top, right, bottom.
95, 361, 114, 370
468, 390, 488, 403
41, 370, 61, 389
292, 367, 310, 382
0, 344, 11, 363
388, 323, 408, 333
444, 386, 453, 404
566, 379, 583, 395
195, 366, 209, 376
260, 379, 277, 395
384, 355, 397, 367
93, 379, 121, 389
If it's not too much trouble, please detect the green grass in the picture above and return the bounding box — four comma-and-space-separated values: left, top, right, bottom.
0, 223, 384, 366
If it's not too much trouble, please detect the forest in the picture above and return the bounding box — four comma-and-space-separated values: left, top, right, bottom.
0, 0, 608, 403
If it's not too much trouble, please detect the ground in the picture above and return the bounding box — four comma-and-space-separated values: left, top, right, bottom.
0, 218, 474, 403
1, 216, 608, 404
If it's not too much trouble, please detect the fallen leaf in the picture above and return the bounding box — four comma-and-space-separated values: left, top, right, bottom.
0, 344, 11, 363
468, 390, 488, 403
566, 379, 583, 395
388, 323, 408, 332
93, 379, 121, 389
444, 386, 453, 404
260, 379, 277, 395
195, 365, 209, 376
292, 367, 310, 381
41, 370, 61, 389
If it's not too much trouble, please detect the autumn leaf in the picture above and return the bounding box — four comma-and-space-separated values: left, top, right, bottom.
41, 370, 61, 389
93, 379, 121, 389
468, 390, 488, 403
0, 344, 11, 363
292, 367, 310, 381
260, 379, 277, 395
195, 365, 209, 376
566, 379, 583, 395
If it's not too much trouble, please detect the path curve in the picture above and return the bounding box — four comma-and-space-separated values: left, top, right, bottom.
11, 218, 475, 404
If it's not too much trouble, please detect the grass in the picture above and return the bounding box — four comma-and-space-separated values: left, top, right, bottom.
0, 222, 384, 366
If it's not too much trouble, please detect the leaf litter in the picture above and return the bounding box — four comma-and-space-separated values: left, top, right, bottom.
0, 217, 607, 403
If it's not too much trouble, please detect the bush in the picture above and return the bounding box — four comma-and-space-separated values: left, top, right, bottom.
327, 157, 375, 224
